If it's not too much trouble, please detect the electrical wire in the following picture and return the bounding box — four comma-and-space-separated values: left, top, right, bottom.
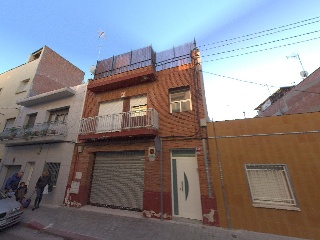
200, 70, 320, 95
201, 29, 320, 57
198, 15, 320, 48
199, 19, 320, 51
201, 35, 320, 63
154, 34, 320, 68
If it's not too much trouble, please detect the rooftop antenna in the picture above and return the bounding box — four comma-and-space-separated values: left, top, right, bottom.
97, 30, 106, 61
90, 30, 106, 76
286, 53, 308, 78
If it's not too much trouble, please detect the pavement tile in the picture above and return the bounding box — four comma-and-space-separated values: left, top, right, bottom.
20, 204, 305, 240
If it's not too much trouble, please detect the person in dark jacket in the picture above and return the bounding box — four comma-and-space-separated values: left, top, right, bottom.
32, 171, 51, 211
5, 172, 24, 193
15, 181, 28, 203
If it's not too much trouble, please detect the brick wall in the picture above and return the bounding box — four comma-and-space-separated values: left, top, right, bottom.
66, 62, 218, 225
29, 46, 84, 97
258, 66, 320, 116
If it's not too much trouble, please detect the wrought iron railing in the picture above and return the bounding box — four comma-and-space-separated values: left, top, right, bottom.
79, 109, 158, 135
0, 122, 67, 141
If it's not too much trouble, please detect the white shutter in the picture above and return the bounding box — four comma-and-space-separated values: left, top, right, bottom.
98, 99, 123, 116
97, 100, 123, 132
130, 95, 147, 110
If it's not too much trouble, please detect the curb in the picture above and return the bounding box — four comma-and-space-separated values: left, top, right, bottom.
22, 220, 100, 240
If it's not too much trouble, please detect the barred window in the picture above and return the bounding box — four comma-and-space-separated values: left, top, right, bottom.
43, 162, 61, 186
245, 164, 299, 211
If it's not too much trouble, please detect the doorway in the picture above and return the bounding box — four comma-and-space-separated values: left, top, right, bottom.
171, 149, 202, 220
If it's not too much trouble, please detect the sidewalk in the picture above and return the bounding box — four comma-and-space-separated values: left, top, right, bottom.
20, 204, 304, 240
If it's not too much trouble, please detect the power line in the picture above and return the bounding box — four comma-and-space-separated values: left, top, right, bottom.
201, 29, 320, 57
199, 19, 320, 52
154, 34, 320, 68
201, 35, 320, 63
198, 15, 320, 48
200, 70, 320, 96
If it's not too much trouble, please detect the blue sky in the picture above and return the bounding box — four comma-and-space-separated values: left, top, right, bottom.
1, 0, 320, 120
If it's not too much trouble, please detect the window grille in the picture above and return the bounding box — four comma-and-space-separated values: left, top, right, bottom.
245, 164, 299, 210
43, 162, 61, 186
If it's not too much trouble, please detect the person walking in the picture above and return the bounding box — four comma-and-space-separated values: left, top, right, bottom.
5, 171, 24, 194
32, 171, 51, 211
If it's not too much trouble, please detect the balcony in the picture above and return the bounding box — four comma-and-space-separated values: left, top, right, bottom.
88, 46, 156, 93
78, 109, 158, 141
0, 122, 67, 146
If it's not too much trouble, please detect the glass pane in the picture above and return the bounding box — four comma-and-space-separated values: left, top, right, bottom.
172, 149, 195, 157
171, 91, 187, 102
181, 100, 191, 111
171, 102, 180, 113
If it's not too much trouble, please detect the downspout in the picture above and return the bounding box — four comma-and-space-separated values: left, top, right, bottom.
202, 138, 212, 198
212, 121, 232, 229
160, 138, 163, 220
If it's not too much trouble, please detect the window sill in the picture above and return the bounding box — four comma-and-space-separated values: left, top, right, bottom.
253, 203, 301, 211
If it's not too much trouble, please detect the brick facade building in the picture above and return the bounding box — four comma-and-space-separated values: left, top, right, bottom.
255, 66, 320, 117
64, 42, 219, 225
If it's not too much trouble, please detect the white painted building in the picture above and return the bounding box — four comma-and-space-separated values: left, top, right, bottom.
0, 46, 84, 163
0, 83, 87, 205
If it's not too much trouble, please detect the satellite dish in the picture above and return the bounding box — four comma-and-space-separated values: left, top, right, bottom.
90, 65, 96, 75
300, 70, 308, 78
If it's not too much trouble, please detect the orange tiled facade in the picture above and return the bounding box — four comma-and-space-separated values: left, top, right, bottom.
207, 112, 320, 239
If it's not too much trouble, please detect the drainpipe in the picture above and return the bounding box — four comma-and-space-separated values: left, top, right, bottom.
202, 138, 212, 198
160, 138, 163, 220
212, 121, 232, 229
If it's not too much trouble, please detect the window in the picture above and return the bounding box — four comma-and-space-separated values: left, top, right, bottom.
26, 113, 37, 128
169, 87, 192, 113
245, 164, 299, 210
48, 108, 69, 123
43, 162, 61, 186
16, 79, 30, 93
28, 49, 42, 62
130, 95, 147, 116
4, 118, 15, 130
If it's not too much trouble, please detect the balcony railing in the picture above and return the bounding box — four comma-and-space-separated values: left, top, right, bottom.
79, 109, 158, 135
0, 122, 67, 142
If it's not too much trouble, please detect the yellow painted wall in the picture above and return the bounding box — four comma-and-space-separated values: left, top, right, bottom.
207, 112, 320, 239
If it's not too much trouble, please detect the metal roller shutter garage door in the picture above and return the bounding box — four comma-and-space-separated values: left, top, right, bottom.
89, 151, 145, 211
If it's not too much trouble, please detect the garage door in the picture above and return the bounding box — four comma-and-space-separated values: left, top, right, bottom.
89, 151, 145, 211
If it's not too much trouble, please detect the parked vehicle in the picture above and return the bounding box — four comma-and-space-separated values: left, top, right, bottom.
0, 190, 23, 229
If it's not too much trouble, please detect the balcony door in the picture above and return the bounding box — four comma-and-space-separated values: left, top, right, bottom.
97, 99, 123, 132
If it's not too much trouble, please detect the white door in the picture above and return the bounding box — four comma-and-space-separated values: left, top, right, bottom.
97, 100, 123, 132
172, 156, 202, 220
